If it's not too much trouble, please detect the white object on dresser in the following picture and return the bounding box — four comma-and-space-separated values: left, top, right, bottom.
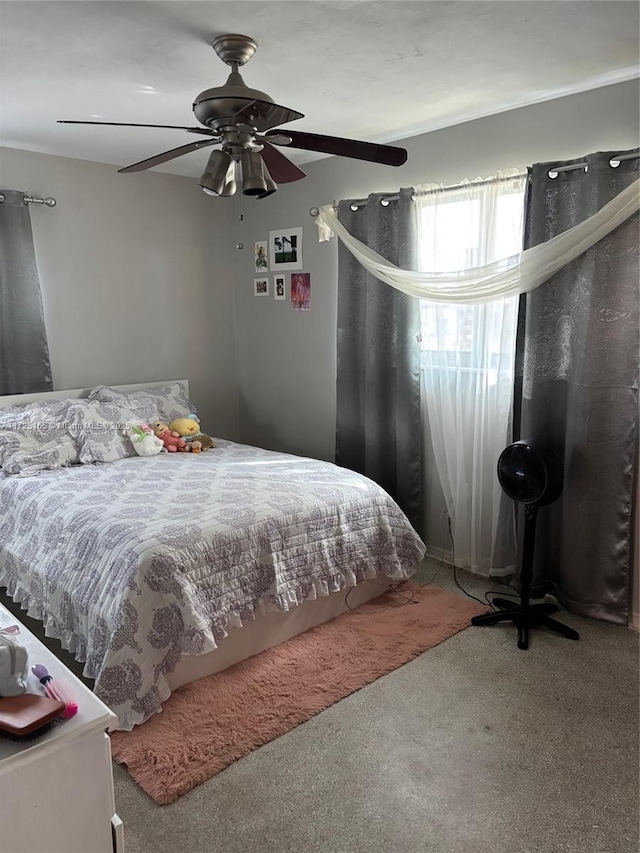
0, 602, 122, 853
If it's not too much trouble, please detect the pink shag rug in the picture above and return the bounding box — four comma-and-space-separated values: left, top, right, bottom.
111, 583, 487, 804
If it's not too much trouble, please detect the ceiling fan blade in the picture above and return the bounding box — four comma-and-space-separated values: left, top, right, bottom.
260, 142, 306, 183
117, 139, 219, 173
265, 130, 407, 167
58, 120, 216, 137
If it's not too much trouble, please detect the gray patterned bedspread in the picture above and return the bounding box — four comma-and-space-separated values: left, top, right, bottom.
0, 440, 425, 729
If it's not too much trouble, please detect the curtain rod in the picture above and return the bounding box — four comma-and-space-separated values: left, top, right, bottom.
314, 151, 638, 213
343, 172, 526, 211
0, 193, 57, 207
548, 150, 638, 177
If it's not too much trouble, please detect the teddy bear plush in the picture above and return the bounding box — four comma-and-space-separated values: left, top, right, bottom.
129, 423, 164, 456
152, 421, 187, 452
169, 415, 216, 451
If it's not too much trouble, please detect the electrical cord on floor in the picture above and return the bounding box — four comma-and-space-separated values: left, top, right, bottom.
424, 547, 446, 586
345, 519, 526, 615
446, 516, 524, 611
483, 590, 521, 610
447, 516, 487, 606
344, 578, 418, 614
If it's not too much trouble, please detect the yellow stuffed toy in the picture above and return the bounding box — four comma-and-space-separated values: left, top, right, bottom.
169, 415, 216, 452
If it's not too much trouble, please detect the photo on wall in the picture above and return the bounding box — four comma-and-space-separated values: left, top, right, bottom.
254, 240, 268, 272
274, 275, 286, 300
291, 272, 311, 311
269, 227, 303, 271
254, 277, 269, 297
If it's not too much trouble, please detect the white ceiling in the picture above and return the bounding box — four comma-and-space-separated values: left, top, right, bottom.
1, 1, 638, 178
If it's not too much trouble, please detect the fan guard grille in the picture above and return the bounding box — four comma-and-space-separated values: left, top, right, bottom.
497, 441, 562, 505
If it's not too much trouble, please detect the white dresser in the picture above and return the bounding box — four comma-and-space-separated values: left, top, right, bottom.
0, 601, 123, 853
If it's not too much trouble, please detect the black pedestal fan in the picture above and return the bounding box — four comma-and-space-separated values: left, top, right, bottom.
471, 440, 580, 649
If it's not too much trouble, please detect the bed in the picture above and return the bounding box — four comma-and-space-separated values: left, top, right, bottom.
0, 381, 426, 730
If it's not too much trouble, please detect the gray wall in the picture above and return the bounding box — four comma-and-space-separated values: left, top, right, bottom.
1, 81, 638, 549
0, 147, 240, 439
233, 80, 640, 547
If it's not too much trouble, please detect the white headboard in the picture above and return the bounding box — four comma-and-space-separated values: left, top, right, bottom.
0, 380, 190, 411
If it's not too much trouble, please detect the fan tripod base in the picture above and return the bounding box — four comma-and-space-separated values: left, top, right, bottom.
471, 597, 579, 650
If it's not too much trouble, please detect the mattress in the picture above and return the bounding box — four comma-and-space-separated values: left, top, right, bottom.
0, 439, 425, 729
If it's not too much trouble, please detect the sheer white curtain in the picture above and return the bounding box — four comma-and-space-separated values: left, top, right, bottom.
416, 172, 527, 575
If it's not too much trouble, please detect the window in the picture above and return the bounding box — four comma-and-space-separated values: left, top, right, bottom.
418, 184, 525, 379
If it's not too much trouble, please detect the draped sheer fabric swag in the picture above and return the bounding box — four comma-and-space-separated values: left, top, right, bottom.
316, 176, 639, 304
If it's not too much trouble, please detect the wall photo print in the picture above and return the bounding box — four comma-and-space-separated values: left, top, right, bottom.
254, 240, 268, 273
291, 272, 311, 311
274, 275, 286, 300
254, 277, 269, 297
269, 227, 302, 271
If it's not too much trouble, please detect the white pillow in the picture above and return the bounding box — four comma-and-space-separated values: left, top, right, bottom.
67, 399, 138, 464
88, 382, 195, 423
0, 399, 79, 475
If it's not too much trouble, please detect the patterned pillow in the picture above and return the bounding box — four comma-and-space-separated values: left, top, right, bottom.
0, 399, 79, 475
67, 399, 138, 464
88, 382, 195, 423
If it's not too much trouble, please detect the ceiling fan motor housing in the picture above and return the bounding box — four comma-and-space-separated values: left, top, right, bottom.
193, 73, 275, 129
497, 440, 563, 506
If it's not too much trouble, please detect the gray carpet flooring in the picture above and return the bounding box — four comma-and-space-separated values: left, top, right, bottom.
112, 560, 640, 853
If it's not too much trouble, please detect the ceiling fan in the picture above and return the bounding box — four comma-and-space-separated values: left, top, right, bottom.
58, 33, 408, 199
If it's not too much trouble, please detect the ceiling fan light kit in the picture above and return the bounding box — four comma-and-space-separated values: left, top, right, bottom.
240, 149, 268, 196
199, 149, 232, 195
256, 162, 278, 200
58, 34, 408, 198
219, 168, 238, 198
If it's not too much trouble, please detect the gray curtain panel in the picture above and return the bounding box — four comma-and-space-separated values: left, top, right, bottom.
336, 188, 422, 531
518, 150, 639, 624
0, 190, 53, 395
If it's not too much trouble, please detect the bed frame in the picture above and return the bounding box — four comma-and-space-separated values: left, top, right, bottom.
0, 380, 386, 700
0, 379, 186, 411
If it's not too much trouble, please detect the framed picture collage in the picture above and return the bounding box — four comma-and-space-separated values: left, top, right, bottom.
253, 227, 310, 311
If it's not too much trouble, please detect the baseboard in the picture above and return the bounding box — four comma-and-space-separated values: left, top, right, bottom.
424, 543, 453, 565
423, 545, 513, 580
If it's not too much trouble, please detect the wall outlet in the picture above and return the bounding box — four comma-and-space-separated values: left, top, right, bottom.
440, 508, 449, 519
